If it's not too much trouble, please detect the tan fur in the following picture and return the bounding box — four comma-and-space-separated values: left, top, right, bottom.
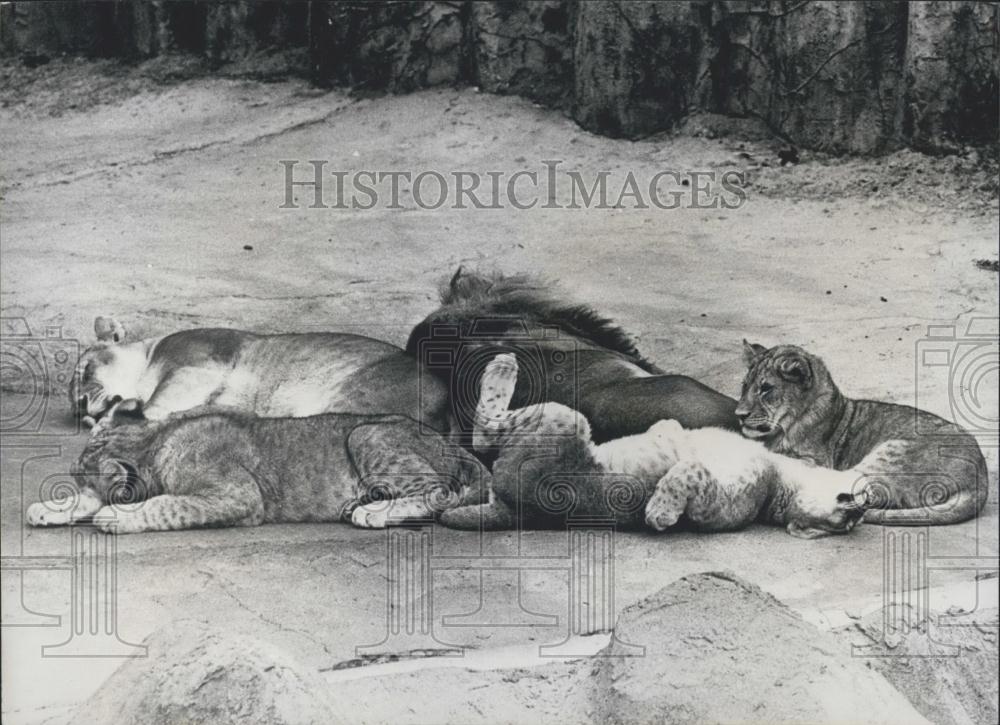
26, 402, 488, 534
71, 317, 450, 432
736, 341, 990, 525
440, 355, 867, 538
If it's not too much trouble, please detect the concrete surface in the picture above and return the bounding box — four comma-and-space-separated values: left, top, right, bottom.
1, 73, 998, 724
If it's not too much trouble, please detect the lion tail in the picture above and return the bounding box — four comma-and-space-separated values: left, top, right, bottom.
863, 491, 985, 526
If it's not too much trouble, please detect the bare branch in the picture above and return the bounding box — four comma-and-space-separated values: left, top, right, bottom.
781, 21, 898, 96
722, 1, 813, 21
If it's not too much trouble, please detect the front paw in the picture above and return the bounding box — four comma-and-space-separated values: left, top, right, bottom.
26, 501, 71, 527
351, 502, 391, 529
92, 504, 144, 534
644, 497, 681, 532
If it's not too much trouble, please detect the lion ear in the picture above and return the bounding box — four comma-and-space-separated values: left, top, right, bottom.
742, 339, 767, 366
444, 266, 492, 302
107, 398, 145, 427
775, 353, 812, 387
94, 317, 126, 343
449, 265, 466, 291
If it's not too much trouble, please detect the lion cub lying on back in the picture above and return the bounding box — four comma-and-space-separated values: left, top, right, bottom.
27, 401, 486, 534
440, 355, 868, 538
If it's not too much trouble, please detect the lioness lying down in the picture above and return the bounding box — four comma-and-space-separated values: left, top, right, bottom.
439, 355, 869, 538
71, 316, 450, 431
27, 401, 486, 534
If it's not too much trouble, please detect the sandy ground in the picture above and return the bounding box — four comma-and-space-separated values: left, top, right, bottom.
1, 63, 998, 724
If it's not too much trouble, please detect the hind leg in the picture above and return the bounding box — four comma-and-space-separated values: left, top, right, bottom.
472, 353, 519, 451
346, 420, 481, 528
644, 461, 706, 531
456, 354, 605, 528
473, 353, 593, 450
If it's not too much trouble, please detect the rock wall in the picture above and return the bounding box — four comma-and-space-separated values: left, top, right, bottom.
473, 1, 575, 107
707, 1, 910, 152
1, 0, 996, 153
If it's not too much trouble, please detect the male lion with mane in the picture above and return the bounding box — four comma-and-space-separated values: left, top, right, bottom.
406, 268, 739, 447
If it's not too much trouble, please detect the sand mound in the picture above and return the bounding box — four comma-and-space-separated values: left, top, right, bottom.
78, 621, 343, 725
594, 571, 928, 725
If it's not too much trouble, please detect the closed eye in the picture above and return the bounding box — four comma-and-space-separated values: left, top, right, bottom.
759, 382, 774, 397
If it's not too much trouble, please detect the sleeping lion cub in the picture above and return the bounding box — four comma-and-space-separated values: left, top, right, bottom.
27, 401, 486, 534
737, 341, 989, 525
439, 355, 869, 538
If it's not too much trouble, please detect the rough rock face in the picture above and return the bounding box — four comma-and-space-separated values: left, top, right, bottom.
593, 572, 929, 725
79, 621, 342, 725
573, 1, 706, 138
1, 1, 996, 153
309, 1, 466, 92
708, 0, 910, 153
473, 1, 574, 107
903, 0, 999, 150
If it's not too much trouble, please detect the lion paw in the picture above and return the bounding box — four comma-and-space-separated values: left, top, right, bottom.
473, 354, 519, 450
25, 501, 72, 527
352, 499, 434, 528
477, 354, 518, 418
351, 502, 393, 529
644, 495, 683, 532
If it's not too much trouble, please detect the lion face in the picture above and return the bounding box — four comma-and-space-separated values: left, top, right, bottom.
70, 344, 123, 424
785, 484, 868, 539
72, 401, 155, 504
734, 341, 827, 448
69, 317, 142, 426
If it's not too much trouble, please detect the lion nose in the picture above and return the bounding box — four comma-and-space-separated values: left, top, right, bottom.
734, 403, 751, 419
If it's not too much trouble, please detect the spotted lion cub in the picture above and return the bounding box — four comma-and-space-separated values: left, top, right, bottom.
439, 355, 869, 538
26, 401, 486, 534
